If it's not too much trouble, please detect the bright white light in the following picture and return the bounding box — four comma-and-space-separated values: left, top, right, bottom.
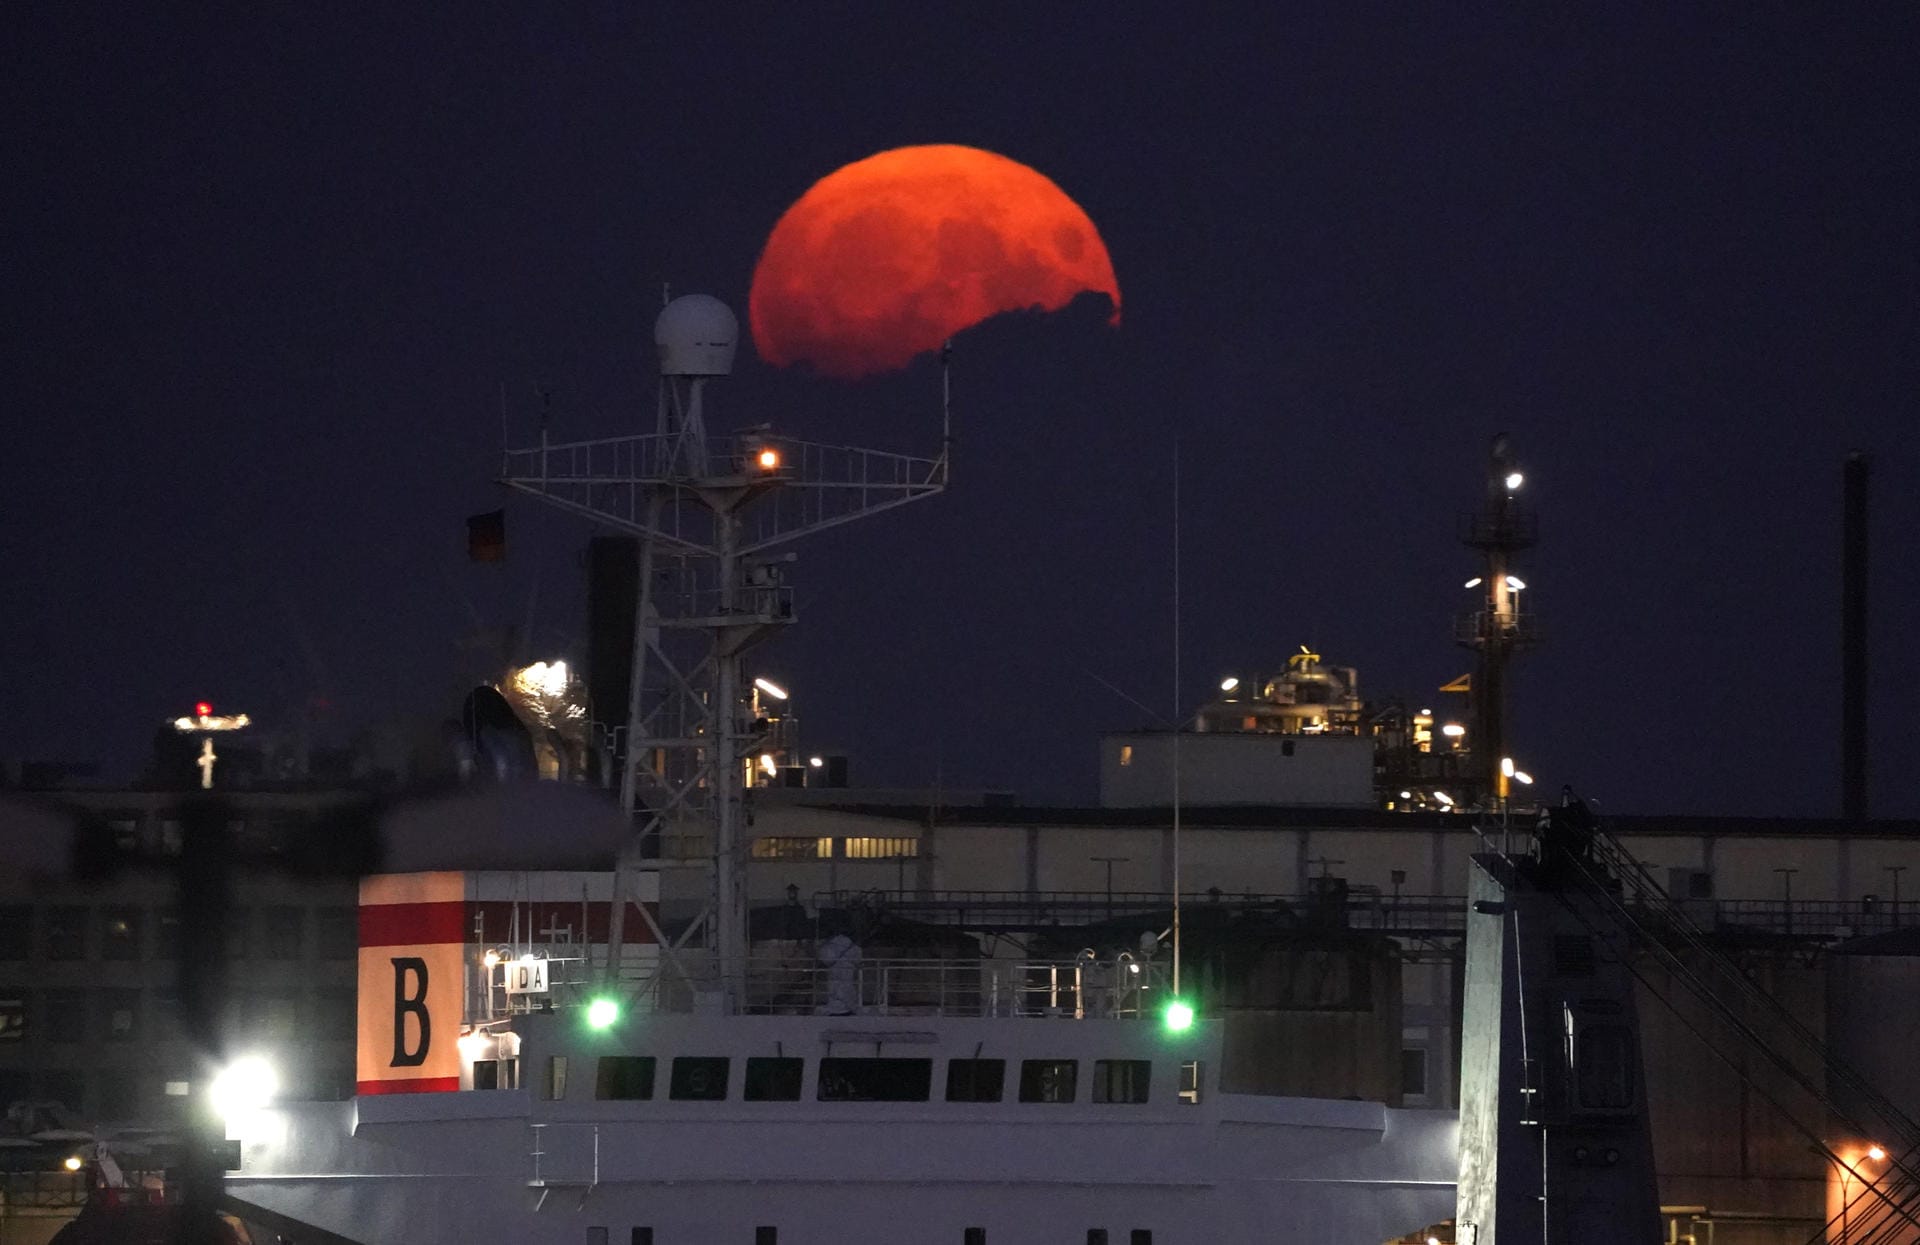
758, 753, 777, 776
172, 712, 251, 733
1513, 771, 1534, 785
63, 1155, 83, 1172
1868, 1145, 1887, 1162
1433, 791, 1455, 807
1219, 676, 1240, 693
1505, 471, 1523, 490
1501, 757, 1515, 778
1399, 790, 1412, 800
456, 1030, 489, 1060
1463, 577, 1482, 589
1127, 962, 1141, 974
1442, 723, 1466, 738
808, 756, 824, 768
210, 1056, 279, 1119
515, 660, 571, 699
482, 949, 500, 969
754, 677, 789, 700
1505, 575, 1526, 590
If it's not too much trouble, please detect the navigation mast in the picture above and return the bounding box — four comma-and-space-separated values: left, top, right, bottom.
498, 294, 949, 1010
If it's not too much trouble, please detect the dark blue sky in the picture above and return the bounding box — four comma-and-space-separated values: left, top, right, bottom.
6, 6, 1917, 816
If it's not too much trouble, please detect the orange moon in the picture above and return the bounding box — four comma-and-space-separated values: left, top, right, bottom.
749, 145, 1120, 378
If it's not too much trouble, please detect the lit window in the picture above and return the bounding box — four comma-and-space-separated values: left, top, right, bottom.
750, 837, 832, 861
1118, 745, 1133, 767
842, 837, 920, 860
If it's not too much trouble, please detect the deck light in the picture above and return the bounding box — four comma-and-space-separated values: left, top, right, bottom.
1504, 575, 1526, 591
754, 678, 789, 700
808, 756, 824, 768
1219, 676, 1239, 693
1432, 791, 1455, 807
1164, 1000, 1195, 1032
756, 447, 781, 471
1463, 577, 1482, 589
63, 1155, 83, 1172
1442, 723, 1466, 738
1505, 472, 1523, 490
586, 997, 620, 1030
210, 1055, 279, 1119
1868, 1145, 1888, 1161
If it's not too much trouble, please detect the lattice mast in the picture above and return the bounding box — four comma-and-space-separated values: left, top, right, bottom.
498, 295, 949, 1008
1457, 434, 1540, 806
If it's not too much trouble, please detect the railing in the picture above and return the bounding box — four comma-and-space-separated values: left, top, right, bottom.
812, 889, 1472, 935
499, 430, 947, 554
734, 955, 1164, 1019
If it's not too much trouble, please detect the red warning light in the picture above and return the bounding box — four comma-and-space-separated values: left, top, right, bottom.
194, 701, 213, 718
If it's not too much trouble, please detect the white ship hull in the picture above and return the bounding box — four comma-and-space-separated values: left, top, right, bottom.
230, 1013, 1455, 1244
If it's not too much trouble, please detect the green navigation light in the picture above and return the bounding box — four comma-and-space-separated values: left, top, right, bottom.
1165, 999, 1195, 1032
586, 997, 620, 1030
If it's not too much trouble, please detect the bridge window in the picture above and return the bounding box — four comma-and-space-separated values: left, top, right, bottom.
1019, 1059, 1078, 1103
817, 1057, 932, 1102
669, 1056, 730, 1101
945, 1058, 1005, 1102
1091, 1060, 1151, 1104
744, 1056, 803, 1101
595, 1056, 655, 1101
545, 1056, 569, 1101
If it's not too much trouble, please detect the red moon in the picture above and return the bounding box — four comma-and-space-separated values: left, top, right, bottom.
749, 145, 1120, 378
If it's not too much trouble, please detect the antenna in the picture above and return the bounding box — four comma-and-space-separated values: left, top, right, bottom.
1171, 436, 1182, 997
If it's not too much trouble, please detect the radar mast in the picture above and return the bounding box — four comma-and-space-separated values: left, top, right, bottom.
498, 296, 949, 1009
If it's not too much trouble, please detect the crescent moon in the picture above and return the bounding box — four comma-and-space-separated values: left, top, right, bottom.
749, 145, 1120, 379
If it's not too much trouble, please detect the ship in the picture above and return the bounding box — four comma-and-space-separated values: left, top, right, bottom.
204, 294, 1463, 1244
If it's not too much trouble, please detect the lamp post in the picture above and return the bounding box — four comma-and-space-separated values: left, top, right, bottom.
1813, 1144, 1884, 1244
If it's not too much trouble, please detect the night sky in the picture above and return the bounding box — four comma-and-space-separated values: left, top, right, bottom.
6, 7, 1917, 817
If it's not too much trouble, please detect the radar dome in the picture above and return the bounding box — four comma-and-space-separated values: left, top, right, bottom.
655, 294, 739, 376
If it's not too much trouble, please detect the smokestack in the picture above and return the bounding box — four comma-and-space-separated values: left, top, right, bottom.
1842, 451, 1869, 823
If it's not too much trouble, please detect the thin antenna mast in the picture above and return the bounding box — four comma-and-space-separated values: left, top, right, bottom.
1171, 437, 1182, 997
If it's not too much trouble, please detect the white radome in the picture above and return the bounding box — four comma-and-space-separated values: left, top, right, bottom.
655, 294, 738, 376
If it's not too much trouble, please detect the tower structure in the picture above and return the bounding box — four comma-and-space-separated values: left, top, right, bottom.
1456, 434, 1540, 806
498, 294, 948, 1008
